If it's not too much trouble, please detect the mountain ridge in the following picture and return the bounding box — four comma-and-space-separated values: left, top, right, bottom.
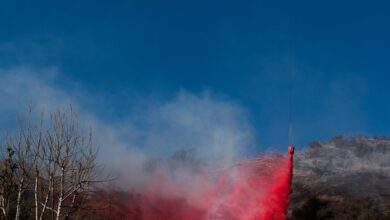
289, 135, 390, 219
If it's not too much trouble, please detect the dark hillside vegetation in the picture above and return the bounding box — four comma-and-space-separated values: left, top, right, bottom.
289, 135, 390, 220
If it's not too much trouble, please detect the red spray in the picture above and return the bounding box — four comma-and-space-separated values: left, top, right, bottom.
100, 147, 294, 220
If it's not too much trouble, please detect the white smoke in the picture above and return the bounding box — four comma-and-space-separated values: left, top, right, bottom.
0, 67, 257, 189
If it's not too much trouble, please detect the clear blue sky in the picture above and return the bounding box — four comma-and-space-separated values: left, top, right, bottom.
1, 0, 390, 151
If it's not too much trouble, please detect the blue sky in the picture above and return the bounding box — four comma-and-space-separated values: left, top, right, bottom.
1, 0, 390, 153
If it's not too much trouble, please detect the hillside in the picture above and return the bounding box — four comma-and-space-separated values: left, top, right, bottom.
289, 135, 390, 219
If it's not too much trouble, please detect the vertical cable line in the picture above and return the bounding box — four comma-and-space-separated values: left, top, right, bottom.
287, 0, 294, 146
288, 70, 293, 146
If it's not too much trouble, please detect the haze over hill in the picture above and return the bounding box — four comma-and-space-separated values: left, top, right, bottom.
290, 135, 390, 219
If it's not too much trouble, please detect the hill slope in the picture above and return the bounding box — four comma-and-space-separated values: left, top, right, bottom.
289, 135, 390, 219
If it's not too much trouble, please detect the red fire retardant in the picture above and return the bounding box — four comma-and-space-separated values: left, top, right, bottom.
101, 148, 294, 220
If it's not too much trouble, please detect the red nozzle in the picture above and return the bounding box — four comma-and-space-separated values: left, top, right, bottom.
288, 145, 294, 155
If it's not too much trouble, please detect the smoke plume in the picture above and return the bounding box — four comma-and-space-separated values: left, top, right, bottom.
0, 69, 293, 219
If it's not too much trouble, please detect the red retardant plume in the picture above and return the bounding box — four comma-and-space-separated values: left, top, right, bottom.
95, 149, 294, 220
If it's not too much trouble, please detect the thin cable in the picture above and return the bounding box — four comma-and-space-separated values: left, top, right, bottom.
287, 0, 294, 146
288, 71, 293, 146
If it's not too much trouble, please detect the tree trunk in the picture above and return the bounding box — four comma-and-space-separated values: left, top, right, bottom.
35, 172, 39, 220
64, 193, 77, 220
0, 195, 7, 219
15, 178, 24, 220
39, 175, 52, 220
55, 167, 65, 220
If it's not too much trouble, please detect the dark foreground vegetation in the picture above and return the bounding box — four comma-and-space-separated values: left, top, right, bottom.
289, 187, 390, 220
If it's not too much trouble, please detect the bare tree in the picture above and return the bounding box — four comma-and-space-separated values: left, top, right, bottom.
0, 106, 103, 220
